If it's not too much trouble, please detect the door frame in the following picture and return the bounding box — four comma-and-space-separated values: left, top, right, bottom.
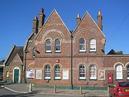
13, 67, 21, 83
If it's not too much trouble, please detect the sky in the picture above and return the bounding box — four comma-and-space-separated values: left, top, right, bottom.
0, 0, 129, 60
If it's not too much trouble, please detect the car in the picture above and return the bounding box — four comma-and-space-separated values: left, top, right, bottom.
109, 81, 129, 97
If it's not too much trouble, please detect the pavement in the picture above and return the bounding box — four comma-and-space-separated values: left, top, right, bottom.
1, 84, 109, 97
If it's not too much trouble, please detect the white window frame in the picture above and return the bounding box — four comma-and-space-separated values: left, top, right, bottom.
79, 38, 86, 52
90, 39, 96, 52
90, 65, 97, 80
45, 39, 52, 53
79, 65, 86, 80
55, 39, 61, 53
116, 64, 123, 80
54, 65, 61, 79
44, 65, 51, 80
127, 65, 129, 79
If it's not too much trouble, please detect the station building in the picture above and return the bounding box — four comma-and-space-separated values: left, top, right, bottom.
4, 9, 129, 87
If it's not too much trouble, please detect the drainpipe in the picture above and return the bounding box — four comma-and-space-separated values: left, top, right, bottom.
70, 31, 73, 89
24, 50, 28, 83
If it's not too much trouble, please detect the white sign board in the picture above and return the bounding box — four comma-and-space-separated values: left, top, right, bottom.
26, 69, 35, 79
35, 69, 42, 79
98, 70, 105, 80
63, 69, 69, 80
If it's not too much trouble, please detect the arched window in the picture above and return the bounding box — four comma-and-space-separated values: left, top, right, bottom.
45, 39, 51, 52
79, 65, 86, 79
116, 64, 123, 80
127, 65, 129, 79
55, 39, 61, 52
79, 38, 86, 52
89, 65, 97, 79
54, 65, 61, 79
90, 39, 96, 52
44, 65, 51, 79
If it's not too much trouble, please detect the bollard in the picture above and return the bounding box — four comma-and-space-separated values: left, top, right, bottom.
29, 83, 32, 92
107, 86, 109, 96
80, 86, 82, 94
54, 85, 56, 93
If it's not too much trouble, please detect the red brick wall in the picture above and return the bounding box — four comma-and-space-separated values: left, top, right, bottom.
4, 54, 23, 83
24, 10, 129, 87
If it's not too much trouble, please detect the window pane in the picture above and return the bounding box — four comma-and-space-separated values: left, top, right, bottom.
44, 65, 51, 79
45, 39, 51, 52
54, 65, 61, 79
55, 39, 61, 52
90, 65, 96, 79
116, 64, 123, 79
79, 65, 86, 79
90, 39, 96, 52
79, 38, 86, 52
127, 65, 129, 79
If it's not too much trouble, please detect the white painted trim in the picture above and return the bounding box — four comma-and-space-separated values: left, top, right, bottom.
89, 64, 97, 80
90, 77, 97, 80
79, 77, 86, 80
55, 77, 61, 79
44, 77, 51, 80
113, 62, 124, 69
125, 62, 129, 68
13, 67, 21, 83
4, 45, 15, 65
90, 39, 96, 52
115, 64, 123, 80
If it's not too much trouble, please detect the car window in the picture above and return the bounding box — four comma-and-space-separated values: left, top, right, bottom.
119, 82, 129, 87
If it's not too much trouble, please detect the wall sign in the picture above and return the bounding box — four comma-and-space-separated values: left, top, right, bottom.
98, 70, 105, 80
26, 69, 35, 79
63, 69, 69, 80
35, 69, 42, 79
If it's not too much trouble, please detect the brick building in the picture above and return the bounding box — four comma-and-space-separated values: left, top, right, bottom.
4, 45, 24, 83
4, 9, 129, 87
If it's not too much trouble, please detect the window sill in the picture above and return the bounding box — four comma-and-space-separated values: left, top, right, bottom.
54, 77, 61, 80
44, 77, 51, 80
79, 77, 86, 80
55, 51, 61, 53
90, 77, 97, 80
79, 50, 86, 53
45, 51, 52, 53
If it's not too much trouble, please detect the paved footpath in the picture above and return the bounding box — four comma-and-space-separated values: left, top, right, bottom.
1, 84, 109, 97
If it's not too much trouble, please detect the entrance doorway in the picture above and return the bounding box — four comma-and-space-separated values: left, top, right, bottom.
13, 67, 20, 83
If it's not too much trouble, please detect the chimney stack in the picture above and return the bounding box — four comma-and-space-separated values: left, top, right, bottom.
38, 8, 45, 30
32, 16, 38, 34
97, 10, 103, 30
76, 14, 81, 26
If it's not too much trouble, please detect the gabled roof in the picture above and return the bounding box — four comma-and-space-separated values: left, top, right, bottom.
73, 11, 105, 38
35, 9, 71, 40
107, 49, 123, 55
24, 32, 35, 51
4, 45, 23, 66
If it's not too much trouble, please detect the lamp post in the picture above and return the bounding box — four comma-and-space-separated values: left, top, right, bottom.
71, 33, 73, 89
21, 64, 24, 83
24, 50, 28, 83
